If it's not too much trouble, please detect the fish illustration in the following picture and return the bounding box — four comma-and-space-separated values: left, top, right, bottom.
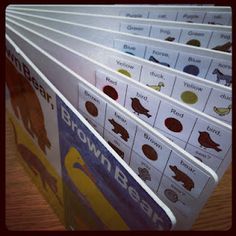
213, 104, 232, 116
147, 82, 165, 91
198, 131, 222, 152
131, 97, 152, 118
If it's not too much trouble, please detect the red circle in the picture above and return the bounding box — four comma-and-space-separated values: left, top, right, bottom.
103, 85, 118, 100
164, 117, 183, 133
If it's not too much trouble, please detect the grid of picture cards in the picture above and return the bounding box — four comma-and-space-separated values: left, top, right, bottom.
6, 4, 232, 230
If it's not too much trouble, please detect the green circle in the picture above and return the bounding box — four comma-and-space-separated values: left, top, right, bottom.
181, 91, 198, 104
117, 69, 131, 78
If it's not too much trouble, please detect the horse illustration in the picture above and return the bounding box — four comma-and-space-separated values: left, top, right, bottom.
212, 68, 232, 86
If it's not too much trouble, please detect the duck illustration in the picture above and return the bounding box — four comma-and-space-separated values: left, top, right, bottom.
147, 82, 165, 91
65, 147, 129, 230
198, 131, 222, 152
131, 97, 152, 118
213, 104, 232, 116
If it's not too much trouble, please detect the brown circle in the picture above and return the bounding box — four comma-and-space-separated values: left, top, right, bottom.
103, 85, 118, 100
142, 144, 158, 161
164, 117, 183, 133
85, 101, 98, 117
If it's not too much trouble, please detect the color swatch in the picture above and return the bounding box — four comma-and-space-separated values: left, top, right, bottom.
85, 101, 98, 117
117, 69, 131, 78
164, 117, 183, 133
181, 91, 198, 104
103, 85, 119, 100
186, 39, 201, 47
142, 144, 158, 161
183, 64, 200, 76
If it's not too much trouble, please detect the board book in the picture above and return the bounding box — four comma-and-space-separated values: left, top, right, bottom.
5, 4, 232, 231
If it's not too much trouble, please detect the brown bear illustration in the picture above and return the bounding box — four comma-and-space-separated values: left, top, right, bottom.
108, 118, 129, 142
10, 119, 62, 206
107, 141, 124, 158
169, 165, 194, 191
6, 58, 51, 154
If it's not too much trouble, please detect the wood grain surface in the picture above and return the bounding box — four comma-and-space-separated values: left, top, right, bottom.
5, 116, 232, 231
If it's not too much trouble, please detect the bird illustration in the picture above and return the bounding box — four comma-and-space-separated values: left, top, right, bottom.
147, 82, 165, 91
130, 97, 152, 118
213, 104, 232, 116
198, 131, 222, 152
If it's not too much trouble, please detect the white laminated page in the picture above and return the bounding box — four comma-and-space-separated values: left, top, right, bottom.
6, 15, 232, 127
6, 19, 232, 181
6, 24, 219, 230
7, 8, 232, 53
6, 35, 177, 231
6, 11, 232, 91
8, 4, 232, 25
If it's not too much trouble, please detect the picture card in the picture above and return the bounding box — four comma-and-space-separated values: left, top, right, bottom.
8, 4, 232, 25
6, 24, 219, 230
6, 15, 232, 128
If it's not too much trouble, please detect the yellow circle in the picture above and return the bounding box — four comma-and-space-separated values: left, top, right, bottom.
117, 69, 131, 78
181, 91, 198, 104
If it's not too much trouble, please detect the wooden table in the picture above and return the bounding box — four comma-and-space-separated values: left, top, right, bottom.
5, 116, 232, 231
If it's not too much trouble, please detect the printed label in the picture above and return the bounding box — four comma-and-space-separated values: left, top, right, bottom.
119, 10, 149, 18
130, 152, 162, 192
124, 86, 161, 125
185, 144, 222, 171
164, 152, 210, 198
187, 120, 231, 159
80, 110, 104, 135
154, 102, 197, 142
120, 23, 151, 37
145, 46, 179, 69
203, 89, 232, 125
78, 84, 107, 126
114, 39, 146, 58
140, 66, 176, 96
175, 53, 212, 78
150, 26, 182, 43
207, 31, 232, 53
170, 78, 212, 110
157, 129, 187, 149
108, 56, 142, 81
203, 12, 231, 26
148, 11, 178, 21
95, 70, 128, 106
205, 59, 232, 87
131, 127, 171, 172
176, 11, 205, 23
178, 29, 212, 48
